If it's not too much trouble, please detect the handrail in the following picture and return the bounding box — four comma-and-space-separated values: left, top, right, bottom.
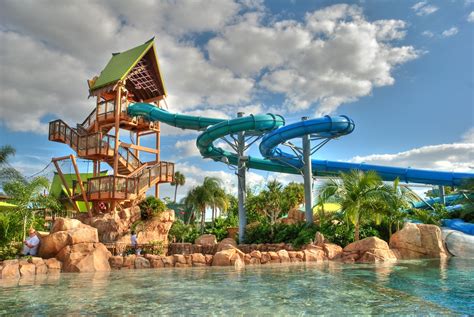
80, 107, 97, 131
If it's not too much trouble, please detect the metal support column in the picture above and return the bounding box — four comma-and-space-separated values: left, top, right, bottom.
237, 112, 247, 243
439, 185, 446, 205
302, 117, 314, 224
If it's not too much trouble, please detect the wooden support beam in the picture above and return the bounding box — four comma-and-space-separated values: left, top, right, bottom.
52, 155, 73, 162
135, 131, 140, 159
155, 125, 160, 198
120, 142, 159, 154
70, 155, 92, 217
52, 160, 80, 214
143, 95, 164, 104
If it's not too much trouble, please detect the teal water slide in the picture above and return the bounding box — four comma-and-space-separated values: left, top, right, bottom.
128, 103, 474, 187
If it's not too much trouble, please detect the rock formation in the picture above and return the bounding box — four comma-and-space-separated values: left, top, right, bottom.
340, 237, 397, 263
390, 223, 449, 259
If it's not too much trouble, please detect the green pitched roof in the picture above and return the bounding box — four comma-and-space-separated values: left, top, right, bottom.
90, 39, 155, 92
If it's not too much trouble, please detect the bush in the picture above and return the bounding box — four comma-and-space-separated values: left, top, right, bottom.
0, 243, 21, 260
139, 196, 166, 220
168, 219, 200, 243
243, 222, 319, 248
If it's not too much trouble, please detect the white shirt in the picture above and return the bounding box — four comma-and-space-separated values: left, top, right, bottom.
131, 234, 138, 247
26, 235, 40, 255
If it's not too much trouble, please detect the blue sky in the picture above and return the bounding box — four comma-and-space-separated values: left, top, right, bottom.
0, 0, 473, 200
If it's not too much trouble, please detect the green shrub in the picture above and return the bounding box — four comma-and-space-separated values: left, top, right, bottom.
168, 219, 200, 243
139, 196, 166, 220
0, 243, 21, 260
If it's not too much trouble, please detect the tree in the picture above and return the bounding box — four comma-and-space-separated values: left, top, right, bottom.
0, 145, 15, 164
281, 182, 305, 212
2, 176, 60, 243
0, 145, 23, 187
378, 178, 419, 237
183, 177, 227, 232
170, 171, 186, 203
318, 170, 385, 241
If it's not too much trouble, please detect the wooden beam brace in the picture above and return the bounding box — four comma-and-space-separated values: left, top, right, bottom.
119, 142, 159, 154
52, 160, 81, 214
70, 155, 92, 217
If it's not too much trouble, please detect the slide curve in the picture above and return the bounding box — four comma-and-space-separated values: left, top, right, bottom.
128, 103, 473, 186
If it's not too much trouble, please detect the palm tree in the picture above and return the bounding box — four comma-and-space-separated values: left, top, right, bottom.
378, 178, 419, 237
0, 145, 15, 164
183, 177, 225, 232
318, 170, 385, 241
170, 171, 186, 203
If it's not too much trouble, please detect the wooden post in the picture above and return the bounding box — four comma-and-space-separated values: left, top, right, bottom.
135, 131, 140, 159
155, 123, 160, 198
95, 95, 100, 132
112, 82, 123, 211
70, 155, 92, 217
53, 160, 81, 214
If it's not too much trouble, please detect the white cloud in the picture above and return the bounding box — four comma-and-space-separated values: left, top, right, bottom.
467, 11, 474, 22
0, 2, 419, 134
422, 30, 434, 38
462, 127, 474, 143
175, 139, 200, 157
412, 1, 439, 16
350, 143, 474, 172
441, 27, 459, 38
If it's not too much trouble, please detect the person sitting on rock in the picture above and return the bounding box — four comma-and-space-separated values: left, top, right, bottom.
22, 228, 40, 256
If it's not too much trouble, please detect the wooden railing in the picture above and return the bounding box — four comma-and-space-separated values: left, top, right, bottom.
87, 161, 174, 200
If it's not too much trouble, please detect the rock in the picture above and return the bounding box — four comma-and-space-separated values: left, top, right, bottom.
249, 257, 260, 265
175, 262, 191, 268
38, 231, 70, 259
44, 258, 62, 271
35, 263, 48, 275
109, 256, 124, 269
19, 263, 36, 277
342, 237, 396, 263
212, 247, 245, 266
150, 257, 164, 268
122, 255, 136, 269
277, 250, 290, 263
51, 218, 88, 233
250, 250, 262, 259
304, 249, 326, 262
217, 238, 237, 252
315, 232, 326, 246
268, 251, 279, 261
322, 243, 343, 260
195, 234, 217, 246
260, 252, 271, 264
389, 223, 448, 259
67, 227, 99, 245
0, 260, 20, 279
134, 257, 151, 269
191, 253, 206, 265
162, 255, 175, 267
137, 210, 175, 245
344, 237, 389, 252
173, 254, 187, 265
205, 255, 213, 265
56, 242, 111, 273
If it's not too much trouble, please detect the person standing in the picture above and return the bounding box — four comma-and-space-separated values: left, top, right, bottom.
22, 228, 40, 256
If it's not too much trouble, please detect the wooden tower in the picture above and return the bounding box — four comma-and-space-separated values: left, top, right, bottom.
48, 38, 174, 215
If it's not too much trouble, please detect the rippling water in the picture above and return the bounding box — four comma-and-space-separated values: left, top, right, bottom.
0, 258, 473, 315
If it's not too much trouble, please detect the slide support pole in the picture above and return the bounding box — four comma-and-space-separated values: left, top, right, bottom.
302, 117, 314, 224
439, 185, 446, 205
237, 112, 247, 243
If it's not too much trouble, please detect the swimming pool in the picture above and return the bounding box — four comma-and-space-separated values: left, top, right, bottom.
1, 258, 472, 315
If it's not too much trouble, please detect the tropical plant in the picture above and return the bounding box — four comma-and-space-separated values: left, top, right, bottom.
318, 170, 385, 241
378, 178, 419, 237
2, 176, 58, 244
183, 177, 228, 232
409, 204, 450, 225
281, 182, 305, 212
0, 145, 23, 187
0, 145, 15, 164
139, 196, 166, 220
168, 219, 201, 243
170, 171, 186, 203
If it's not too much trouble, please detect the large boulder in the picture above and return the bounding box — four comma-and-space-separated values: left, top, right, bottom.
134, 257, 151, 269
56, 243, 111, 272
195, 234, 217, 246
212, 247, 245, 266
390, 223, 448, 259
38, 231, 70, 258
322, 243, 343, 260
341, 237, 396, 263
44, 258, 62, 272
51, 218, 88, 233
137, 210, 175, 245
216, 238, 237, 252
39, 221, 99, 259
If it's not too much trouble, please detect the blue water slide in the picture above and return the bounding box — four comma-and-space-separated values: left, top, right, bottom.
128, 103, 474, 187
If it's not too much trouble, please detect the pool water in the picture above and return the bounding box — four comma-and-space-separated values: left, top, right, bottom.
1, 258, 473, 315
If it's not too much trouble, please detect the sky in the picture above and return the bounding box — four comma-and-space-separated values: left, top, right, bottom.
0, 0, 473, 201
